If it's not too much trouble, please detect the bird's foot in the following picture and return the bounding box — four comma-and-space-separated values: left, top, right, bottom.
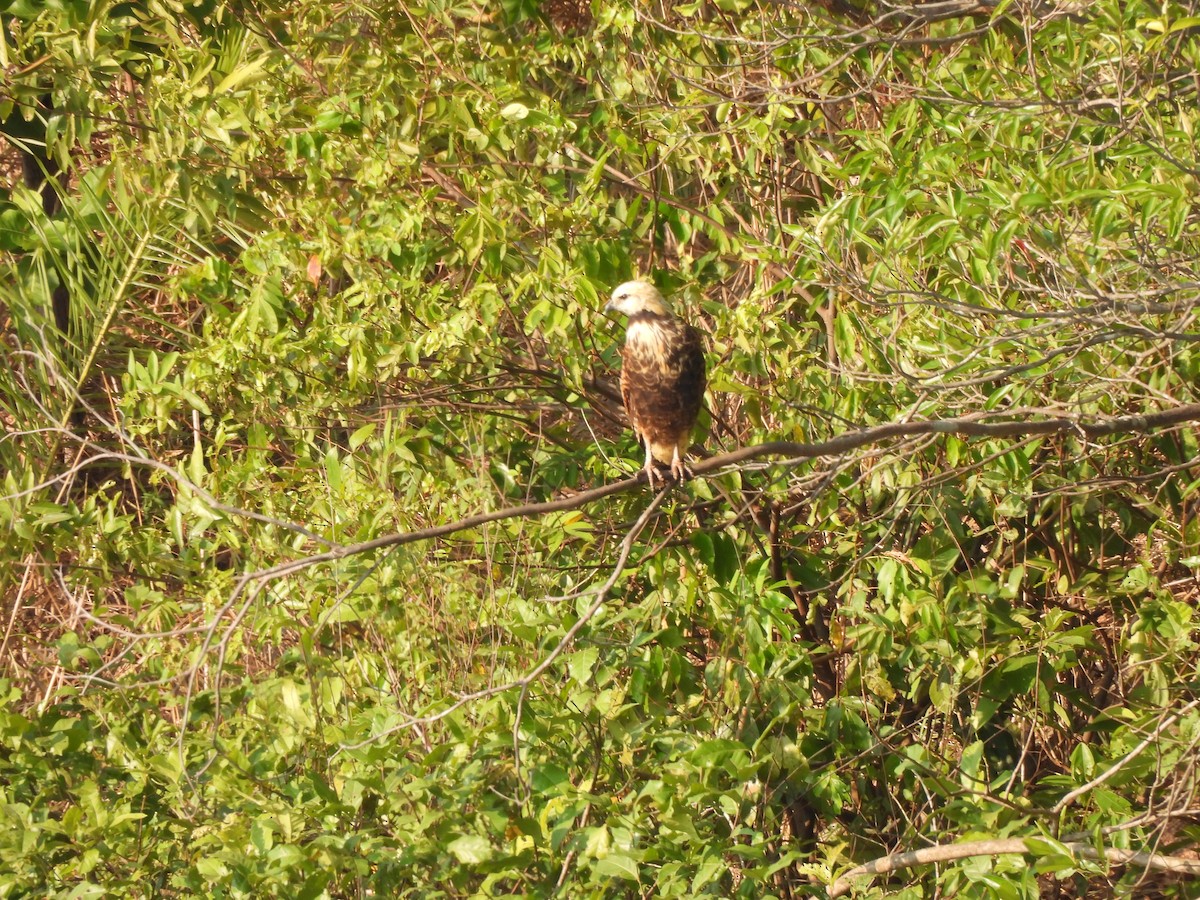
673, 462, 690, 481
643, 461, 662, 489
670, 454, 692, 482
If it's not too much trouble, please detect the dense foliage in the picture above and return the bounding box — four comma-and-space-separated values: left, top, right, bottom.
3, 0, 1200, 895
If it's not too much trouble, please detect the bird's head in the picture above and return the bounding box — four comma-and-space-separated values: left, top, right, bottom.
605, 280, 674, 318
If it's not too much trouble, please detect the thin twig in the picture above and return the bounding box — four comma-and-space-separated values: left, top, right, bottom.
1053, 699, 1200, 815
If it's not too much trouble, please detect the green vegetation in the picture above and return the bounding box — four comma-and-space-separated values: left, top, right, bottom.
3, 0, 1200, 895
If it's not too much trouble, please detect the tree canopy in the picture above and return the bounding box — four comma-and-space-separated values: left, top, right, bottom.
2, 0, 1200, 895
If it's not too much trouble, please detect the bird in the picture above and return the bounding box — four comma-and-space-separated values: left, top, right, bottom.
605, 280, 706, 486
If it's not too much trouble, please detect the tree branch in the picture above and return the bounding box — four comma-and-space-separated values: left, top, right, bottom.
1053, 699, 1200, 815
209, 401, 1200, 588
17, 403, 1200, 598
829, 836, 1200, 896
692, 402, 1200, 475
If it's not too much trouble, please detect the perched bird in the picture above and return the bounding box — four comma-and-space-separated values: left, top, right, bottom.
605, 280, 706, 485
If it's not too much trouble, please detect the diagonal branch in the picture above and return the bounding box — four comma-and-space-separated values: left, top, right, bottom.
15, 403, 1200, 594
235, 401, 1200, 583
829, 836, 1200, 897
1053, 699, 1200, 815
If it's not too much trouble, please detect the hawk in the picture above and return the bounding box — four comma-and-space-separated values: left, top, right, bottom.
605, 280, 706, 485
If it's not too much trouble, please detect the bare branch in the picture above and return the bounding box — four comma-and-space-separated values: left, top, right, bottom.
1053, 699, 1200, 815
24, 402, 1200, 598
829, 836, 1200, 897
186, 400, 1174, 595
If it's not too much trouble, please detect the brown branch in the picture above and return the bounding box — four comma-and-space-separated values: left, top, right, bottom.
1053, 699, 1200, 815
693, 402, 1200, 474
420, 163, 477, 209
236, 401, 1200, 586
829, 837, 1200, 896
19, 402, 1200, 596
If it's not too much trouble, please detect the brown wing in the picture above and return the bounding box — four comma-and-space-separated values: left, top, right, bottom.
619, 349, 644, 442
671, 322, 706, 437
620, 318, 706, 455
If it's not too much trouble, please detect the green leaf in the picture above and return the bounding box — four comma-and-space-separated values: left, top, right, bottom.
500, 102, 530, 121
447, 834, 494, 864
567, 646, 598, 684
213, 54, 272, 93
594, 853, 639, 881
324, 447, 343, 492
349, 423, 376, 450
